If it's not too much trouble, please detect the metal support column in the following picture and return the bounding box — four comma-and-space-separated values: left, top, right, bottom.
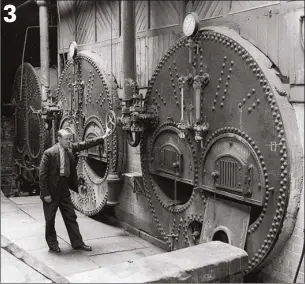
37, 0, 50, 104
122, 1, 136, 102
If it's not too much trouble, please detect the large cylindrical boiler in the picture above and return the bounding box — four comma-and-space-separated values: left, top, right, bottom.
139, 26, 303, 274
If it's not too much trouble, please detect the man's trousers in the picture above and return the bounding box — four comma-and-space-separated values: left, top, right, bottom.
42, 177, 84, 249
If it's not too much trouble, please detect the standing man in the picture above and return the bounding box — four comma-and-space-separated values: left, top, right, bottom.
39, 128, 111, 253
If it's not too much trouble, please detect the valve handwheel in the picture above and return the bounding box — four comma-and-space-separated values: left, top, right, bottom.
105, 110, 117, 136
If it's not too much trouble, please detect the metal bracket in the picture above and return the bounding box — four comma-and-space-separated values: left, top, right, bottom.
29, 105, 41, 115
124, 173, 146, 196
133, 175, 145, 196
167, 233, 179, 251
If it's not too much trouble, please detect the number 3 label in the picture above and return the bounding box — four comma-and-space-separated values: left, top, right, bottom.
4, 4, 16, 23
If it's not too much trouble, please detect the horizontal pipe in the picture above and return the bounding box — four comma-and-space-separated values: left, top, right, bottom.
16, 0, 35, 10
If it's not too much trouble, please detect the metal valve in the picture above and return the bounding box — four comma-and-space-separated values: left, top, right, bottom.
120, 79, 158, 147
176, 72, 210, 144
29, 106, 41, 115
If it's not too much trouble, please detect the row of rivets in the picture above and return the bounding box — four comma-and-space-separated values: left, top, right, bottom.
237, 32, 288, 270
203, 30, 287, 273
145, 30, 289, 273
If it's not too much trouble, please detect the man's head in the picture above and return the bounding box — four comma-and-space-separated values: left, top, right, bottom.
58, 129, 72, 149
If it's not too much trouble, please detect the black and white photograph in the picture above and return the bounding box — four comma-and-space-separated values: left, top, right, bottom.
1, 0, 304, 283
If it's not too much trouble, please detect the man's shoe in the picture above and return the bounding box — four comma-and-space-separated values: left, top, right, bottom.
74, 244, 92, 251
49, 246, 61, 253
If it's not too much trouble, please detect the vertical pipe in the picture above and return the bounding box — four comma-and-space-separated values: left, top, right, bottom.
57, 1, 64, 78
181, 88, 184, 120
57, 19, 62, 81
57, 52, 62, 80
195, 89, 201, 121
37, 0, 50, 103
122, 1, 136, 102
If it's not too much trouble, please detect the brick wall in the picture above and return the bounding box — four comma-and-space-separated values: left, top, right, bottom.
112, 132, 160, 242
1, 116, 17, 197
125, 145, 142, 173
114, 174, 159, 238
259, 102, 304, 283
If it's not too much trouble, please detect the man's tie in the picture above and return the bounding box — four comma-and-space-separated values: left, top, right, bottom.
64, 149, 71, 178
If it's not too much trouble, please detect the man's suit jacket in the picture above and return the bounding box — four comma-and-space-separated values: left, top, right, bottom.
39, 137, 105, 199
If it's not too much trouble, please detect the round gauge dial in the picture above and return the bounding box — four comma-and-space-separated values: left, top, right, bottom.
68, 41, 78, 59
183, 12, 199, 37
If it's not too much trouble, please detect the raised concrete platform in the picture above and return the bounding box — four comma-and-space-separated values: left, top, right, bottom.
67, 241, 248, 283
1, 194, 248, 283
1, 248, 51, 283
1, 195, 164, 282
1, 235, 69, 283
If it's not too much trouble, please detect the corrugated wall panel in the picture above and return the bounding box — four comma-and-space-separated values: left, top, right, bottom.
267, 13, 279, 68
96, 1, 119, 41
229, 1, 277, 13
209, 1, 223, 18
278, 12, 289, 77
256, 14, 268, 56
62, 1, 303, 88
82, 40, 121, 87
148, 36, 153, 80
58, 1, 75, 50
150, 1, 180, 29
293, 9, 304, 84
76, 0, 95, 44
186, 1, 226, 20
136, 1, 148, 33
139, 37, 147, 86
136, 38, 141, 85
144, 33, 180, 85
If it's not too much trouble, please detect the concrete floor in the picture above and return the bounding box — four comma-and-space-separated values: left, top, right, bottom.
1, 195, 165, 282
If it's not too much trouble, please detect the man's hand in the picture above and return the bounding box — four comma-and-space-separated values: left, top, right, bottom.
44, 195, 52, 203
102, 128, 112, 139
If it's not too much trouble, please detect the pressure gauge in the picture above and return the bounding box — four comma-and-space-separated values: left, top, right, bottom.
68, 41, 78, 59
183, 12, 199, 37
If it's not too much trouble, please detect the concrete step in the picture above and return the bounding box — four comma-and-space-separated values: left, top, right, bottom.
1, 195, 248, 284
1, 248, 51, 283
1, 195, 165, 282
66, 241, 248, 283
1, 235, 69, 283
